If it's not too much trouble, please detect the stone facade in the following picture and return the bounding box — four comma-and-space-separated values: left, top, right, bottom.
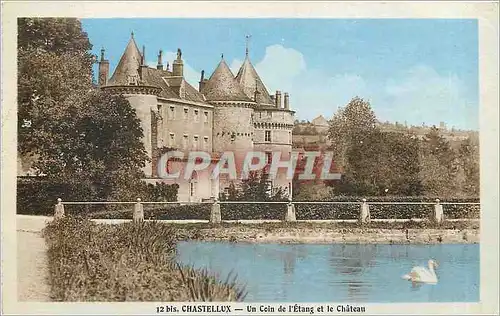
98, 33, 296, 201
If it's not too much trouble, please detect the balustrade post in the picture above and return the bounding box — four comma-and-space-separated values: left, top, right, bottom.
210, 199, 221, 224
54, 198, 65, 219
285, 201, 296, 222
359, 198, 370, 224
433, 199, 444, 224
133, 198, 144, 222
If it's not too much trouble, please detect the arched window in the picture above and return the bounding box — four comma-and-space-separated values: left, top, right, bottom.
189, 171, 198, 198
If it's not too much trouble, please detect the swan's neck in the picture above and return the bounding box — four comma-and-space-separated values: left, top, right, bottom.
428, 263, 437, 277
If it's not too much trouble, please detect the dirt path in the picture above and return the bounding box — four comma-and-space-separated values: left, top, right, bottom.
16, 215, 52, 301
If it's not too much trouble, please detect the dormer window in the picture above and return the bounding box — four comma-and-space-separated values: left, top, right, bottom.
127, 75, 139, 85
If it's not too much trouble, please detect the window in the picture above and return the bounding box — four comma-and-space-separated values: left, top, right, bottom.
289, 131, 292, 144
169, 106, 175, 119
183, 107, 189, 119
194, 109, 199, 122
183, 134, 188, 147
193, 135, 199, 149
204, 111, 209, 123
265, 152, 272, 164
203, 136, 209, 149
190, 182, 195, 197
169, 133, 175, 146
265, 130, 271, 142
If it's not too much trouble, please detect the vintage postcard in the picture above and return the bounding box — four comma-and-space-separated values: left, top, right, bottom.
1, 1, 499, 315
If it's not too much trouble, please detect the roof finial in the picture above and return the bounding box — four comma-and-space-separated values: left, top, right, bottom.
131, 31, 134, 38
245, 34, 251, 57
100, 47, 105, 61
221, 53, 224, 59
141, 45, 145, 65
177, 48, 182, 60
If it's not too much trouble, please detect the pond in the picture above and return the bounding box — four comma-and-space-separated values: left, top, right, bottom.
176, 242, 479, 303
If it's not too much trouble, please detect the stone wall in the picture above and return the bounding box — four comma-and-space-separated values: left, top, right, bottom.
123, 94, 157, 177
151, 160, 220, 202
212, 105, 254, 153
157, 101, 213, 152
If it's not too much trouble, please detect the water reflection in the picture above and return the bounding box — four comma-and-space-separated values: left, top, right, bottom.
327, 245, 378, 301
176, 242, 480, 303
253, 245, 308, 276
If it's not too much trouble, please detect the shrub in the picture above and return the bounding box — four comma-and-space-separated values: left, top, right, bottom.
42, 217, 246, 301
17, 177, 178, 216
65, 196, 479, 221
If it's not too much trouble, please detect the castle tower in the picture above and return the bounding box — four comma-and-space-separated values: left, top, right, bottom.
101, 33, 161, 177
235, 39, 296, 195
98, 48, 109, 86
235, 50, 274, 107
202, 56, 256, 155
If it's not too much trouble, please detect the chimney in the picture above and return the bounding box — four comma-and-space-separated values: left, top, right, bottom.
141, 45, 146, 66
275, 91, 282, 108
139, 45, 148, 81
172, 48, 184, 77
98, 48, 109, 86
284, 92, 290, 110
199, 70, 205, 92
157, 50, 163, 70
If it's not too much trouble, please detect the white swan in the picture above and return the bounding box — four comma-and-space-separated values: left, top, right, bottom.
402, 259, 439, 284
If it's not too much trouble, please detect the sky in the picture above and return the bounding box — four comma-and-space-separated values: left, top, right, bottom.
81, 18, 478, 131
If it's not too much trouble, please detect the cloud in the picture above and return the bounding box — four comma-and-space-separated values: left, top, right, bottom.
229, 46, 477, 129
154, 45, 477, 130
229, 44, 369, 121
379, 64, 477, 129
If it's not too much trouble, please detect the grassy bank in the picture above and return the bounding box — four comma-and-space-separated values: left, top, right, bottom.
42, 217, 246, 301
171, 220, 479, 244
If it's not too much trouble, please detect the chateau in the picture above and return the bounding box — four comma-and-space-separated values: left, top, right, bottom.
98, 33, 295, 202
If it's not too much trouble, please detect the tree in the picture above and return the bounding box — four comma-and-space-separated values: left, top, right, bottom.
418, 126, 458, 196
221, 171, 286, 201
457, 137, 479, 196
17, 18, 153, 204
327, 97, 378, 171
18, 18, 94, 156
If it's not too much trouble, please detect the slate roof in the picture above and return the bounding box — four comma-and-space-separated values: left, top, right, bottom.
235, 56, 274, 106
311, 115, 329, 126
201, 59, 252, 102
106, 35, 207, 105
108, 36, 142, 86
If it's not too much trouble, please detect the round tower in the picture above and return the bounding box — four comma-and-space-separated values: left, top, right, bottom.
202, 57, 256, 154
101, 33, 161, 178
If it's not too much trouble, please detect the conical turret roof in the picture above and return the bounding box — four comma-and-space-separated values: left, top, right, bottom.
202, 59, 252, 102
235, 56, 274, 106
108, 34, 142, 85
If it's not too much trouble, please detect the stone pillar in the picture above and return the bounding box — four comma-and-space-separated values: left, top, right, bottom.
210, 200, 221, 224
359, 199, 370, 224
275, 91, 282, 108
98, 48, 109, 86
432, 199, 444, 224
285, 202, 296, 222
54, 198, 65, 220
133, 198, 144, 222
